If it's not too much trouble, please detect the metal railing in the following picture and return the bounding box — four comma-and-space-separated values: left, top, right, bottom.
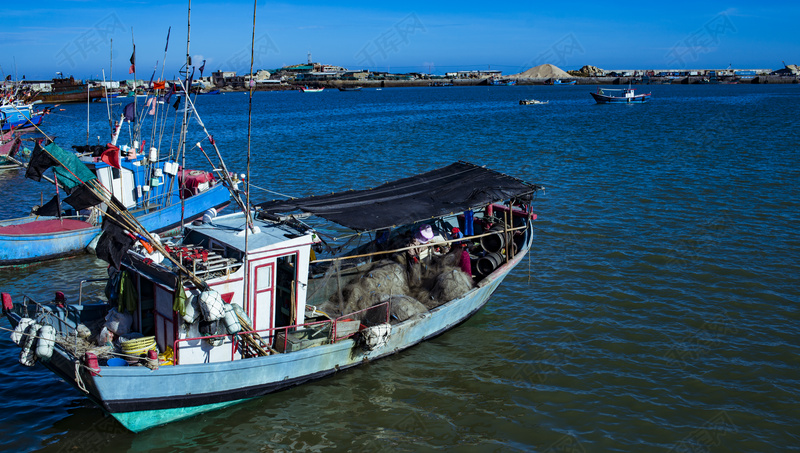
171, 301, 390, 365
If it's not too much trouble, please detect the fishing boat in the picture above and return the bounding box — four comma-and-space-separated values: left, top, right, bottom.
488, 78, 516, 86
553, 79, 577, 85
30, 76, 106, 104
0, 101, 47, 131
299, 86, 324, 93
2, 161, 543, 432
590, 86, 652, 104
0, 141, 233, 266
337, 86, 362, 91
519, 99, 548, 105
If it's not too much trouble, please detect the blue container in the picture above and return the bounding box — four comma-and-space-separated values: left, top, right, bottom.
107, 357, 128, 367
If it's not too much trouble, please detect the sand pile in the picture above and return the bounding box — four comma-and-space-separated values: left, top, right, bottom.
509, 64, 572, 79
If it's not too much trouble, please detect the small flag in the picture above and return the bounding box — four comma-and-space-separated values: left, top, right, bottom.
199, 60, 206, 77
123, 102, 136, 122
100, 144, 121, 169
163, 83, 176, 104
173, 96, 181, 111
129, 45, 136, 74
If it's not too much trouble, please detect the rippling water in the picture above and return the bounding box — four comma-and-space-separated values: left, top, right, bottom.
1, 84, 798, 452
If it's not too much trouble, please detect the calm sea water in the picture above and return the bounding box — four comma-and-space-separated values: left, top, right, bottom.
0, 84, 798, 452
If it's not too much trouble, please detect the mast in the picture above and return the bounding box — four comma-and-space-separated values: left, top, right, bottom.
179, 0, 192, 231
243, 0, 258, 320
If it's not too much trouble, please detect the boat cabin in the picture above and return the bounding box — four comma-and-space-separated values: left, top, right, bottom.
121, 213, 315, 365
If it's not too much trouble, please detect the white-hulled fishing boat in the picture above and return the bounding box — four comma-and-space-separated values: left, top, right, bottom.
3, 161, 543, 432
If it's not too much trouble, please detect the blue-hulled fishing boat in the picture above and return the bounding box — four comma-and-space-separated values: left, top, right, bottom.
553, 79, 577, 85
488, 78, 517, 86
2, 161, 543, 432
0, 101, 47, 132
590, 87, 652, 104
0, 142, 232, 266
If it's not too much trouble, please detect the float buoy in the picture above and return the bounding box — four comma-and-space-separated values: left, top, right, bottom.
35, 325, 56, 360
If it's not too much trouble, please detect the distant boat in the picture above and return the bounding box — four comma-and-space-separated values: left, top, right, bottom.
519, 99, 549, 105
30, 76, 106, 104
338, 86, 362, 91
198, 89, 221, 95
553, 79, 577, 85
299, 86, 324, 93
488, 78, 516, 86
590, 86, 651, 104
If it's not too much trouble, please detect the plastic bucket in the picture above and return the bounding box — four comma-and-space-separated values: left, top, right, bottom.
107, 357, 128, 367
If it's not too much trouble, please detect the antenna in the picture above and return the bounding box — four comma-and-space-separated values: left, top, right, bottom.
308, 52, 312, 65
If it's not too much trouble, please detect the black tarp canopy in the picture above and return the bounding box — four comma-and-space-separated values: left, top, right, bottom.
256, 161, 542, 231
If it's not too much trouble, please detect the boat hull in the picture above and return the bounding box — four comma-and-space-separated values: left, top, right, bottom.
31, 87, 106, 104
5, 226, 530, 432
590, 92, 650, 104
0, 113, 44, 131
0, 184, 230, 266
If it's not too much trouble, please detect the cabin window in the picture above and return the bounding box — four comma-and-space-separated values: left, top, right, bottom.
256, 265, 272, 291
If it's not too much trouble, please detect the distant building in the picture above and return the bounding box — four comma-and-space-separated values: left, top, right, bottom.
454, 70, 502, 79
212, 71, 237, 87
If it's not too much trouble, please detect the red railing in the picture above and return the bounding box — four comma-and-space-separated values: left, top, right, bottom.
171, 301, 390, 365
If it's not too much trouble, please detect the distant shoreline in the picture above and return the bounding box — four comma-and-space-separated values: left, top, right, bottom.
217, 75, 798, 92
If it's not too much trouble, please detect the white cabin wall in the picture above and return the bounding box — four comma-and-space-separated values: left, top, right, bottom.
294, 244, 311, 326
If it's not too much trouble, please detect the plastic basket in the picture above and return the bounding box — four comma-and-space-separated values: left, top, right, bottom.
121, 336, 157, 355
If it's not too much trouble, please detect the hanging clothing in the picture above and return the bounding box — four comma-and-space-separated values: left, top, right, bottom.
118, 270, 138, 313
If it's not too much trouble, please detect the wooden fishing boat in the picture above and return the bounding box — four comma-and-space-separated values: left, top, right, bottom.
590, 86, 651, 104
553, 79, 577, 85
337, 86, 362, 91
2, 161, 543, 432
30, 77, 106, 104
0, 142, 232, 266
298, 86, 324, 93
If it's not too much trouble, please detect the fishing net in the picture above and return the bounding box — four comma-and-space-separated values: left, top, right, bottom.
313, 245, 474, 324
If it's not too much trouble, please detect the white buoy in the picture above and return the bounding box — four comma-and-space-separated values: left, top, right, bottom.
222, 304, 241, 335
202, 208, 217, 223
36, 325, 56, 360
149, 147, 158, 161
231, 303, 251, 327
12, 318, 34, 346
182, 295, 201, 324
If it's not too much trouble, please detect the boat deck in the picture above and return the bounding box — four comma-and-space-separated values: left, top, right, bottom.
0, 219, 92, 235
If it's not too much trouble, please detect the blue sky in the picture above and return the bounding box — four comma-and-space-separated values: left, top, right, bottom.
1, 1, 797, 80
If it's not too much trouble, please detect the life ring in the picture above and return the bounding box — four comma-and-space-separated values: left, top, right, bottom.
188, 170, 205, 176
